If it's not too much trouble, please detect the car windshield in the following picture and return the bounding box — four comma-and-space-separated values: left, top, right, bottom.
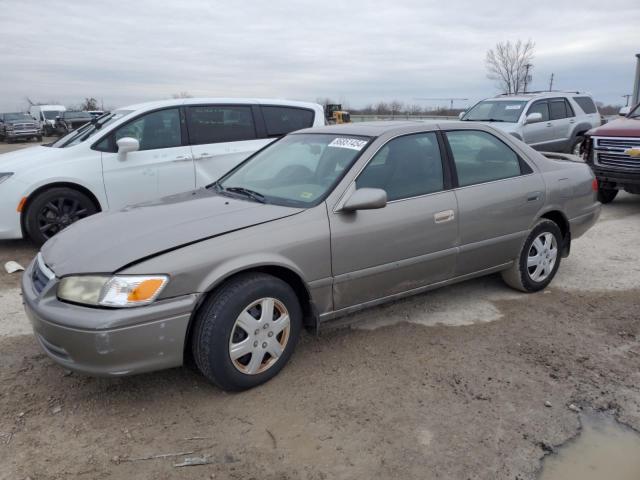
4, 113, 32, 121
49, 110, 134, 148
43, 110, 63, 120
462, 100, 527, 122
215, 133, 371, 207
63, 111, 92, 120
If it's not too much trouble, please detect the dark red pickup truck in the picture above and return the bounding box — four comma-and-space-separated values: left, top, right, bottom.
583, 104, 640, 203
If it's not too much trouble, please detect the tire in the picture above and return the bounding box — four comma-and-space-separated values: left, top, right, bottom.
192, 273, 302, 391
24, 187, 98, 245
569, 136, 584, 156
501, 219, 563, 293
597, 187, 618, 204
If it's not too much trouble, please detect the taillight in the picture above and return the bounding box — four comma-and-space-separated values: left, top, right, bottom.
592, 178, 598, 192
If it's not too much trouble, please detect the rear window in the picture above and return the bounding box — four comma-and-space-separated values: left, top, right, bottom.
186, 105, 256, 145
262, 106, 314, 136
573, 96, 598, 114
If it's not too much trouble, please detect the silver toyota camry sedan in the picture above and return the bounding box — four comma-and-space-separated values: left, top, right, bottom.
22, 121, 601, 390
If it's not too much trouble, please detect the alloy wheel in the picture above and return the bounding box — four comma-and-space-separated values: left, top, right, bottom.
228, 297, 291, 375
527, 232, 558, 282
37, 197, 91, 240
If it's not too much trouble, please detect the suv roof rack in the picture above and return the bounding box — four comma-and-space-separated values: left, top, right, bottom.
494, 90, 582, 97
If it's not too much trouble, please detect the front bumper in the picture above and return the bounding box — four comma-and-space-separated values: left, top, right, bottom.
592, 165, 640, 189
6, 129, 40, 138
21, 259, 199, 376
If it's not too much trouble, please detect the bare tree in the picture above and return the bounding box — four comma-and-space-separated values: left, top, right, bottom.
389, 100, 404, 116
408, 104, 423, 115
374, 102, 390, 115
486, 40, 535, 95
80, 97, 99, 110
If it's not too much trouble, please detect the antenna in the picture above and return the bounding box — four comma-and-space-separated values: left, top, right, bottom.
549, 73, 554, 92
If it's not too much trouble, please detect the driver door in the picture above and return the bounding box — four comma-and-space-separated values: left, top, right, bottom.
101, 108, 195, 210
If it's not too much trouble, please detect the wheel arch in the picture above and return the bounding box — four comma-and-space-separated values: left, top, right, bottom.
20, 182, 103, 236
538, 209, 571, 257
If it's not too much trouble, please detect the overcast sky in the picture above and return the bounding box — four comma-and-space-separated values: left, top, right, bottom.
1, 0, 639, 112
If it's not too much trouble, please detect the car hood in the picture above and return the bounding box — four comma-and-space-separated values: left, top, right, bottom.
42, 189, 303, 276
588, 117, 640, 137
0, 145, 66, 172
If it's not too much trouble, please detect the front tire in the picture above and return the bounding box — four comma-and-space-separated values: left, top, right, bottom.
501, 219, 562, 292
597, 187, 618, 204
24, 187, 98, 245
192, 273, 302, 391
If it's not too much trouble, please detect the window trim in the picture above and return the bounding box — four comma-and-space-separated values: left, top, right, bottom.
91, 106, 186, 153
525, 100, 550, 122
259, 105, 317, 138
183, 103, 259, 146
351, 130, 451, 203
442, 129, 534, 189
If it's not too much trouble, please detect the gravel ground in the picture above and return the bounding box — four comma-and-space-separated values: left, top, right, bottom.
0, 139, 639, 479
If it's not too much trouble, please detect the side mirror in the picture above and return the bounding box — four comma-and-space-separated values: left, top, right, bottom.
342, 188, 387, 212
458, 111, 466, 120
619, 106, 631, 116
116, 137, 139, 160
525, 112, 543, 124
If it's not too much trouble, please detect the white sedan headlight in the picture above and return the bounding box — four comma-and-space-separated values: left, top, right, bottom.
58, 275, 168, 308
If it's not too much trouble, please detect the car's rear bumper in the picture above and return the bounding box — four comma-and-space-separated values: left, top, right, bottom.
21, 259, 199, 377
569, 203, 601, 240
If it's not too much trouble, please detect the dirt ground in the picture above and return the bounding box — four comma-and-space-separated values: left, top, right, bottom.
0, 139, 639, 479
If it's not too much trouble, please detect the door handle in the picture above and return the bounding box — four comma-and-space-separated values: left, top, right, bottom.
546, 122, 553, 127
434, 210, 455, 224
172, 155, 192, 163
526, 192, 541, 202
569, 119, 575, 124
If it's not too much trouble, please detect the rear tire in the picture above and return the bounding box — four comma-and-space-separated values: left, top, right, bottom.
192, 273, 302, 391
597, 187, 618, 204
24, 187, 98, 245
501, 219, 563, 292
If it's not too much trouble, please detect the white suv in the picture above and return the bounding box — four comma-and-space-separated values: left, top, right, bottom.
0, 98, 325, 244
460, 92, 601, 154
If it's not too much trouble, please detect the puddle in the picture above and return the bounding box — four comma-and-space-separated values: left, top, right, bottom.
539, 412, 640, 480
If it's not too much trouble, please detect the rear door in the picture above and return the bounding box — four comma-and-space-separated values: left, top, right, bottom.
329, 131, 458, 309
443, 129, 545, 275
186, 105, 269, 187
548, 98, 572, 151
523, 100, 555, 149
100, 107, 195, 209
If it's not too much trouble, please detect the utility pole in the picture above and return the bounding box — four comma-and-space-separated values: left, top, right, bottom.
523, 63, 533, 93
549, 73, 554, 92
622, 94, 632, 106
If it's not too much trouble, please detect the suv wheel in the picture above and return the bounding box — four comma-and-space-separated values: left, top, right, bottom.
25, 187, 98, 245
597, 187, 618, 204
501, 219, 562, 292
192, 273, 302, 391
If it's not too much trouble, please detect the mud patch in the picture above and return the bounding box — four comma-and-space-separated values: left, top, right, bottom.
539, 411, 640, 480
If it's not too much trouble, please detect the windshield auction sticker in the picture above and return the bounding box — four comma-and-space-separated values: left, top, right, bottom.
329, 137, 368, 151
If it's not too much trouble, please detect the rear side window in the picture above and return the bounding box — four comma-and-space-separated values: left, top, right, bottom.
186, 105, 256, 145
262, 106, 314, 136
573, 96, 597, 114
549, 100, 568, 120
445, 130, 522, 187
527, 101, 549, 121
356, 132, 444, 201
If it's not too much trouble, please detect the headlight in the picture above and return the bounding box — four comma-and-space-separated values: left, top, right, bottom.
58, 275, 168, 308
0, 173, 13, 185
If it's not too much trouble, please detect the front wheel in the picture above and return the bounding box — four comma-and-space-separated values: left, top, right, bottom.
501, 219, 563, 292
24, 187, 98, 245
192, 273, 302, 391
597, 187, 618, 204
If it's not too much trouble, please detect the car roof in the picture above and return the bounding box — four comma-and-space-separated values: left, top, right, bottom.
489, 91, 592, 102
120, 97, 323, 112
292, 120, 494, 137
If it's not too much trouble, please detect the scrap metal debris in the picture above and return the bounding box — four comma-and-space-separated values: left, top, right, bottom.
174, 456, 214, 467
4, 261, 24, 274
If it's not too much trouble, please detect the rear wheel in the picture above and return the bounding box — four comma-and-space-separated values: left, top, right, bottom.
501, 219, 562, 292
192, 273, 302, 391
597, 187, 618, 204
25, 187, 98, 245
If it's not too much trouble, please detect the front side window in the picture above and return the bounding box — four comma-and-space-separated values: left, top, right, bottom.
356, 132, 444, 201
186, 105, 256, 145
549, 100, 568, 120
527, 101, 549, 121
262, 106, 314, 136
446, 130, 522, 187
462, 100, 527, 123
114, 108, 182, 151
217, 134, 369, 207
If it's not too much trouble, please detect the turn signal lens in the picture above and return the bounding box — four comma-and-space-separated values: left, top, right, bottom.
100, 275, 169, 307
592, 178, 598, 192
127, 279, 165, 302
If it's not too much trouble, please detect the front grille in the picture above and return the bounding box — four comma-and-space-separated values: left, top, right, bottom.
597, 153, 640, 171
32, 254, 55, 294
14, 123, 36, 131
596, 137, 640, 150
